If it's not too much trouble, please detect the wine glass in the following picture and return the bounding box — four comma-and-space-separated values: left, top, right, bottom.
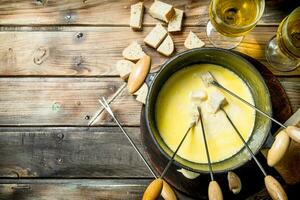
265, 7, 300, 72
206, 0, 265, 49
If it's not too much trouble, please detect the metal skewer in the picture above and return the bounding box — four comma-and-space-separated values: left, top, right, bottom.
221, 108, 288, 200
201, 71, 286, 129
211, 80, 286, 129
221, 107, 268, 176
99, 97, 157, 178
88, 83, 126, 126
198, 106, 223, 200
197, 106, 214, 181
160, 120, 197, 178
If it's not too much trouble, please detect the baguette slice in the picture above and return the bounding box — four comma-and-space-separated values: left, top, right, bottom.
184, 31, 205, 49
116, 60, 134, 81
208, 89, 227, 113
144, 24, 168, 48
122, 41, 145, 61
130, 2, 144, 30
149, 0, 175, 22
134, 83, 148, 104
157, 35, 174, 56
168, 8, 184, 32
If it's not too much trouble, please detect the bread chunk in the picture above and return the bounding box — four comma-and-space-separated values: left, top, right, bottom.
168, 8, 184, 32
149, 0, 175, 22
191, 90, 207, 101
134, 83, 148, 104
144, 24, 167, 48
184, 31, 205, 49
130, 2, 144, 30
122, 41, 145, 61
208, 89, 227, 113
157, 35, 174, 56
116, 60, 134, 81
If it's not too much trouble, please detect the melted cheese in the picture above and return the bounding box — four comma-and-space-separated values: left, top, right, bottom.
155, 64, 255, 163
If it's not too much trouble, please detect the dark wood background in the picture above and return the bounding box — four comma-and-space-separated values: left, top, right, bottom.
0, 0, 299, 199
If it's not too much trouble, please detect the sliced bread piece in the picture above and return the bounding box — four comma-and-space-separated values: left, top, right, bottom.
149, 0, 175, 22
168, 8, 184, 32
134, 83, 148, 104
191, 90, 207, 102
144, 24, 168, 48
130, 2, 144, 31
122, 41, 145, 61
208, 89, 228, 113
157, 35, 174, 56
116, 59, 134, 81
184, 31, 205, 49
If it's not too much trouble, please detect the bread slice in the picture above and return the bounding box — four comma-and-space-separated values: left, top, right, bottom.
134, 83, 148, 104
157, 35, 174, 56
208, 89, 228, 113
144, 24, 168, 48
130, 2, 144, 31
184, 31, 205, 49
122, 41, 145, 61
168, 8, 184, 32
116, 59, 134, 81
149, 0, 175, 22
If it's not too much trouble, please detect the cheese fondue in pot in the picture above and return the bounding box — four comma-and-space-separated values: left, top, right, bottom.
155, 64, 255, 163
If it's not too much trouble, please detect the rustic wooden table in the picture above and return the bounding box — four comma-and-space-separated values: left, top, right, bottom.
0, 0, 299, 199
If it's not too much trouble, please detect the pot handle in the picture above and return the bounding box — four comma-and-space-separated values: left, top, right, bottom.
145, 72, 158, 88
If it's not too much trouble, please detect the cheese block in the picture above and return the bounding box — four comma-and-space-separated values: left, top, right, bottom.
149, 0, 175, 22
157, 35, 174, 56
184, 31, 205, 49
168, 8, 184, 32
130, 2, 144, 30
122, 41, 145, 61
116, 60, 134, 81
144, 24, 167, 48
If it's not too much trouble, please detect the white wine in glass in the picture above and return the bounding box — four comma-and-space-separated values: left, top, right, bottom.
265, 7, 300, 72
207, 0, 265, 49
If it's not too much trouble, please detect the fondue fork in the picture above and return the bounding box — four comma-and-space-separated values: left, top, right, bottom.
197, 106, 223, 200
99, 97, 177, 200
221, 108, 288, 200
141, 114, 198, 200
200, 72, 286, 128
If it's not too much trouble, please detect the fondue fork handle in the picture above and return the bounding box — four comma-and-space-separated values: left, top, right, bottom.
99, 97, 157, 178
212, 81, 286, 129
197, 106, 214, 181
160, 121, 196, 179
221, 108, 267, 177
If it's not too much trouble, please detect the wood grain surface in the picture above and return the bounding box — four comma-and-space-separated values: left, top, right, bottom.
0, 0, 296, 26
0, 27, 299, 76
0, 0, 299, 199
0, 127, 151, 178
0, 77, 298, 126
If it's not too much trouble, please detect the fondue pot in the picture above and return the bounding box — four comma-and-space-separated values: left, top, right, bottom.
144, 48, 272, 173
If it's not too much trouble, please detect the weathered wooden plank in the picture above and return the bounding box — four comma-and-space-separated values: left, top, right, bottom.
0, 0, 295, 26
0, 127, 153, 178
0, 27, 299, 76
0, 179, 298, 200
0, 179, 152, 200
0, 77, 299, 126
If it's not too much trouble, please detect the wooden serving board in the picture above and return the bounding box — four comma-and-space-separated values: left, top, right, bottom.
140, 51, 293, 199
